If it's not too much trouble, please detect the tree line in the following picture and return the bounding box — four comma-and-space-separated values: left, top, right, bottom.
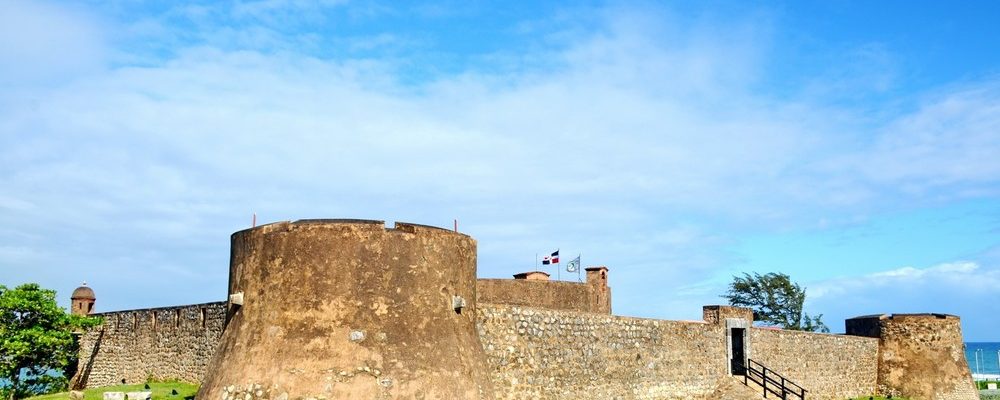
0, 284, 100, 400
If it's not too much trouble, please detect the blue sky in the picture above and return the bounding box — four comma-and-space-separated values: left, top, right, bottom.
1, 1, 998, 340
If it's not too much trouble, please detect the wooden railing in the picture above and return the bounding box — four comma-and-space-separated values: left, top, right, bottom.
743, 358, 807, 399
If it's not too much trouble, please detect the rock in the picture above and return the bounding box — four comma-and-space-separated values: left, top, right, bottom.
126, 392, 152, 400
69, 391, 85, 400
103, 392, 125, 400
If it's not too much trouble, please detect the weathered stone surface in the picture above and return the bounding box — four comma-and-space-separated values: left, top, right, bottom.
102, 392, 124, 400
847, 313, 979, 400
477, 303, 729, 399
477, 279, 610, 314
197, 220, 495, 400
751, 328, 877, 399
702, 305, 753, 325
72, 302, 225, 388
68, 390, 84, 400
125, 392, 151, 400
709, 376, 769, 400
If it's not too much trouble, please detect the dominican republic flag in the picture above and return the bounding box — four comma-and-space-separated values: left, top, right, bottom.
542, 250, 559, 265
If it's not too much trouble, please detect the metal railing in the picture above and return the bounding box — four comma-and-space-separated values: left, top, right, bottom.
743, 358, 807, 399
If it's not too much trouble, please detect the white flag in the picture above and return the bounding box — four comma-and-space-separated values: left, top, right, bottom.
566, 255, 581, 272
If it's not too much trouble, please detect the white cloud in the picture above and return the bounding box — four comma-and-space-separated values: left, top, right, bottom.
808, 261, 1000, 340
862, 83, 1000, 189
0, 2, 997, 328
811, 261, 997, 298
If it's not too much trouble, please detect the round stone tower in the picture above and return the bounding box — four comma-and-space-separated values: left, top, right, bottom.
70, 282, 95, 316
198, 219, 494, 400
846, 313, 979, 400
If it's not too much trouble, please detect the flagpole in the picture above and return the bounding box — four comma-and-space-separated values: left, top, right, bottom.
557, 248, 561, 281
578, 255, 582, 282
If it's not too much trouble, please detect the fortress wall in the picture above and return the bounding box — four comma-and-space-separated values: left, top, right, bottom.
73, 302, 226, 388
847, 314, 979, 400
477, 303, 729, 400
750, 328, 878, 399
477, 279, 610, 314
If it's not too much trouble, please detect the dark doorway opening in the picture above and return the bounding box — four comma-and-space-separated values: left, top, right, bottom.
731, 327, 746, 375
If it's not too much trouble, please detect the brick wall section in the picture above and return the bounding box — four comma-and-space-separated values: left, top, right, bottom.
477, 279, 611, 314
750, 328, 878, 399
477, 303, 728, 399
73, 302, 226, 388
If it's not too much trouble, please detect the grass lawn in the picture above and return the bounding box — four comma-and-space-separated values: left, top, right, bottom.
25, 382, 199, 400
978, 380, 1000, 390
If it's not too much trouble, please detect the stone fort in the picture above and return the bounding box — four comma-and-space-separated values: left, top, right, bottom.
69, 219, 979, 399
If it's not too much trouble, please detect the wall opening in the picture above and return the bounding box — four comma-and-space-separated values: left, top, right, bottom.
730, 327, 746, 376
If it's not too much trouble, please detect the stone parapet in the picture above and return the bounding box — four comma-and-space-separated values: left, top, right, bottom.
72, 302, 226, 388
750, 328, 878, 399
477, 278, 611, 314
477, 303, 726, 399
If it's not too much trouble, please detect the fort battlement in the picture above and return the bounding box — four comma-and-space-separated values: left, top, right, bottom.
72, 218, 980, 400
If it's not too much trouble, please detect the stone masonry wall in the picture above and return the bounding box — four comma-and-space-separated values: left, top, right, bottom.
867, 314, 978, 400
73, 302, 226, 388
750, 328, 878, 400
477, 303, 729, 400
477, 279, 611, 314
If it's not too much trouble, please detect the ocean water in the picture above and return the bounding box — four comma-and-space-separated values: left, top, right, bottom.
967, 342, 1000, 378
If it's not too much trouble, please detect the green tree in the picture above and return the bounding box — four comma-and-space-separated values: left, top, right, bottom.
0, 284, 101, 400
722, 272, 830, 333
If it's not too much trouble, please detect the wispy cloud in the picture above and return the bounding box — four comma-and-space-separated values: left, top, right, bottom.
808, 260, 1000, 340
0, 1, 997, 333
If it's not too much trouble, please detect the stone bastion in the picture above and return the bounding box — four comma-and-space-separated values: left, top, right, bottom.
198, 219, 494, 400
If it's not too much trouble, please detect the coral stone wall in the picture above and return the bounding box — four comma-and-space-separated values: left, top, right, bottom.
749, 328, 878, 399
198, 220, 494, 400
702, 305, 753, 325
477, 303, 729, 400
73, 302, 226, 388
848, 314, 979, 400
476, 279, 611, 314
